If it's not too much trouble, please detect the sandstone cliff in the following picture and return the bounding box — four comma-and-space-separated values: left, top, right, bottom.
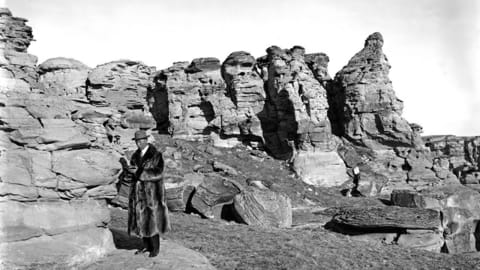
0, 9, 119, 269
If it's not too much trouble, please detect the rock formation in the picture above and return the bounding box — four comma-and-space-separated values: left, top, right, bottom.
330, 32, 421, 149
424, 135, 480, 188
0, 8, 38, 92
0, 9, 121, 269
38, 57, 90, 98
150, 58, 227, 139
391, 185, 480, 253
149, 47, 349, 187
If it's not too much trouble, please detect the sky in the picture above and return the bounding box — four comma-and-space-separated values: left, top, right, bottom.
4, 0, 480, 136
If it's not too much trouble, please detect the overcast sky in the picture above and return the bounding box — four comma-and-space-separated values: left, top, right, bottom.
4, 0, 479, 136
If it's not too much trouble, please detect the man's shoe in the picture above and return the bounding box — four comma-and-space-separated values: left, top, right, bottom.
148, 250, 159, 257
148, 235, 160, 257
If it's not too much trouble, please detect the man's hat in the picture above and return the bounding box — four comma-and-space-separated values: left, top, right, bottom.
132, 130, 149, 141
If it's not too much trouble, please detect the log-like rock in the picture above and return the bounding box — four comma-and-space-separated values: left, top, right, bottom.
330, 206, 441, 231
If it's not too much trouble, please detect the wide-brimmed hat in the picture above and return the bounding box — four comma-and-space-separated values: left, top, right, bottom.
132, 130, 149, 141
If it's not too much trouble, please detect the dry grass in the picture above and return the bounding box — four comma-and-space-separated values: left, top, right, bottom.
110, 208, 480, 270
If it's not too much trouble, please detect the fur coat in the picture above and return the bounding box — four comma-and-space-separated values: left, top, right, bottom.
127, 144, 170, 237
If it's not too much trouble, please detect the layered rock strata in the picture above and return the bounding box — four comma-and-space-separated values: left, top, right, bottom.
331, 32, 420, 149
391, 185, 480, 253
0, 9, 119, 269
424, 135, 480, 188
150, 58, 227, 139
328, 33, 453, 196
328, 206, 444, 252
0, 8, 38, 92
150, 48, 348, 187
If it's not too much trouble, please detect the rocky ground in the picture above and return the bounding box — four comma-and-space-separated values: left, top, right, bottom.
86, 137, 480, 270
104, 204, 480, 270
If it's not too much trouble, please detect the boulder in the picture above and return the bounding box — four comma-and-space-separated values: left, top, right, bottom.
442, 207, 477, 253
163, 173, 188, 212
0, 227, 115, 269
396, 230, 444, 252
212, 161, 239, 176
38, 57, 90, 97
0, 199, 110, 242
190, 173, 242, 218
232, 187, 292, 228
292, 150, 349, 187
330, 206, 441, 231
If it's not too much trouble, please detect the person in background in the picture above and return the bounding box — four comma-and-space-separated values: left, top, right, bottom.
125, 130, 170, 257
350, 166, 364, 197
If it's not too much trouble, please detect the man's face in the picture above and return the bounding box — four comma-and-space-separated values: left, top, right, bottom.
135, 138, 148, 150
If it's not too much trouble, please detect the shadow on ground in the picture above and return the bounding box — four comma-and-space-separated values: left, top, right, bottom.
110, 228, 143, 250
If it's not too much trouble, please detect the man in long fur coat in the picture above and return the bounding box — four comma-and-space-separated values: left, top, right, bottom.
126, 130, 170, 257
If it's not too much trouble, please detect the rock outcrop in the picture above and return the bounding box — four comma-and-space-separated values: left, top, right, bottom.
149, 47, 348, 187
0, 8, 38, 92
150, 58, 229, 140
330, 32, 420, 149
391, 185, 480, 253
38, 57, 90, 98
0, 9, 120, 269
327, 33, 453, 196
424, 135, 480, 188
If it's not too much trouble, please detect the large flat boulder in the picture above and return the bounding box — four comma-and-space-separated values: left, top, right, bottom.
0, 199, 110, 242
330, 206, 441, 231
0, 227, 115, 269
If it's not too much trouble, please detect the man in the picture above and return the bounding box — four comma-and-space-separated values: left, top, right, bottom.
126, 130, 170, 257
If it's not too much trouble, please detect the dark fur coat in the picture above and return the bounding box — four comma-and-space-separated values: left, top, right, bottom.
127, 144, 170, 237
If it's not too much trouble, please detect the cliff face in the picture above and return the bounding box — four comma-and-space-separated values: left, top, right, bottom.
0, 9, 119, 269
148, 46, 348, 187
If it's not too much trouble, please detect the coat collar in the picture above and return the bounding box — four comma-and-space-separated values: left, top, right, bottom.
138, 143, 157, 165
